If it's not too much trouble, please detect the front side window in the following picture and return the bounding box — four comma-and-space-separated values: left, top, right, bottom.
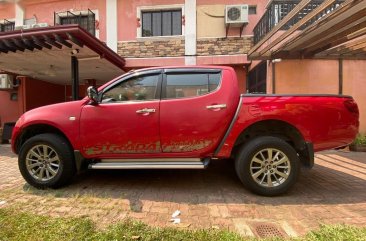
102, 74, 159, 102
165, 72, 221, 99
142, 10, 182, 37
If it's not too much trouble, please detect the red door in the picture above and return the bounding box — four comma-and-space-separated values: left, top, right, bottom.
80, 71, 162, 158
159, 68, 239, 156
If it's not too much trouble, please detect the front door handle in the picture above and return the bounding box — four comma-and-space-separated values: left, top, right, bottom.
206, 104, 227, 110
136, 108, 156, 114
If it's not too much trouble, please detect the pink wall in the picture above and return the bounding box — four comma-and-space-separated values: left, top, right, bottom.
22, 0, 106, 41
274, 60, 339, 94
0, 2, 15, 20
233, 65, 247, 93
343, 60, 366, 134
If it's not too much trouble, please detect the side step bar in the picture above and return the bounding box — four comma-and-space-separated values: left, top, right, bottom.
88, 158, 210, 170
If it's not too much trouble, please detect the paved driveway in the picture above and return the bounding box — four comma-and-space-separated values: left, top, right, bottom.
0, 144, 365, 237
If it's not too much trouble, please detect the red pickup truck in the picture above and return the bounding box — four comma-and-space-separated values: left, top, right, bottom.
11, 66, 359, 196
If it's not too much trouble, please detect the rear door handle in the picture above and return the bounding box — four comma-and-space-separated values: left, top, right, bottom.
206, 104, 227, 110
136, 108, 156, 114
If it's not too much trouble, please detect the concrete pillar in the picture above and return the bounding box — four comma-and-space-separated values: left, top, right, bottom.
15, 3, 24, 26
106, 0, 118, 52
184, 0, 196, 65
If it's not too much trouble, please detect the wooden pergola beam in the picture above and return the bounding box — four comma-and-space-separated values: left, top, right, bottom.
338, 41, 366, 55
53, 34, 72, 48
301, 14, 366, 53
248, 0, 312, 55
282, 1, 366, 51
2, 39, 24, 52
23, 39, 43, 51
317, 35, 366, 55
347, 26, 366, 39
267, 1, 366, 59
31, 36, 52, 50
43, 34, 62, 49
302, 18, 366, 56
66, 33, 83, 48
258, 0, 337, 57
315, 53, 366, 59
13, 39, 32, 51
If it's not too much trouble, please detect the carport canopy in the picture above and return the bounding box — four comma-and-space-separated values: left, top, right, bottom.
248, 0, 366, 60
0, 24, 126, 99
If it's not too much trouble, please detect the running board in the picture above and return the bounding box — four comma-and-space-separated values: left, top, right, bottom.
88, 158, 210, 170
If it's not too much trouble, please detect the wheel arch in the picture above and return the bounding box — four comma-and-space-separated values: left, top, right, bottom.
231, 119, 307, 157
14, 124, 74, 154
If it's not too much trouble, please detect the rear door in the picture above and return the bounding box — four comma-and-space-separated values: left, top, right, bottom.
159, 68, 238, 155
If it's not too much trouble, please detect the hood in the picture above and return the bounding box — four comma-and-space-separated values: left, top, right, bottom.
18, 100, 87, 129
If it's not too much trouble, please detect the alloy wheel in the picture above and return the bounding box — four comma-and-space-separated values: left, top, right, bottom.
25, 144, 60, 181
250, 148, 291, 187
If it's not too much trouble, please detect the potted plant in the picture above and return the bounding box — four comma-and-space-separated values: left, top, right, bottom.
349, 133, 366, 152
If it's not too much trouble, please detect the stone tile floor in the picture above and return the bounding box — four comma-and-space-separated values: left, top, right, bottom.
0, 144, 365, 237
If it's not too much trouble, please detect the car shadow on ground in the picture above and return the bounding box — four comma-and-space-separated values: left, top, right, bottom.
23, 155, 366, 209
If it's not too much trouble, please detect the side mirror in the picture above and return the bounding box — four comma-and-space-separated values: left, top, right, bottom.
87, 86, 99, 104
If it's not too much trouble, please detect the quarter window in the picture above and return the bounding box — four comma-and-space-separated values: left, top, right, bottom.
102, 74, 159, 102
165, 72, 221, 99
142, 10, 182, 37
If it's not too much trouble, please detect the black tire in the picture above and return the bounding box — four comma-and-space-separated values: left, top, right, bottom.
18, 133, 76, 189
235, 136, 300, 196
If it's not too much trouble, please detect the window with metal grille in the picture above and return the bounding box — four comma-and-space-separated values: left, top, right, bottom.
142, 9, 182, 37
247, 62, 267, 94
0, 19, 15, 32
249, 6, 257, 15
54, 9, 95, 36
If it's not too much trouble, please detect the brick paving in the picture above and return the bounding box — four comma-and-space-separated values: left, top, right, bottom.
0, 144, 365, 237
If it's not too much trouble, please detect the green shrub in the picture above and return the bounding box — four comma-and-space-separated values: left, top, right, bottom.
352, 133, 366, 145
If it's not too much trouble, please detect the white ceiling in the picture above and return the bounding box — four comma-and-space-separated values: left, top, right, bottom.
0, 41, 124, 85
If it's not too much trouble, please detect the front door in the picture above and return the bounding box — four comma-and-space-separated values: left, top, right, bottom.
80, 71, 162, 158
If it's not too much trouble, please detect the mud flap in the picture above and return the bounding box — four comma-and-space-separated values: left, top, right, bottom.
299, 142, 314, 168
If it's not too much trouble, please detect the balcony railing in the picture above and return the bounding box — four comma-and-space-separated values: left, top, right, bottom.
253, 0, 344, 44
0, 19, 15, 32
54, 9, 96, 36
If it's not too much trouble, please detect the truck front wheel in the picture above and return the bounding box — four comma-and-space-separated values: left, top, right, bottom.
235, 136, 300, 196
18, 133, 76, 189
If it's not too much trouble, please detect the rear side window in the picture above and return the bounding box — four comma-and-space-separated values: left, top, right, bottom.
165, 72, 221, 99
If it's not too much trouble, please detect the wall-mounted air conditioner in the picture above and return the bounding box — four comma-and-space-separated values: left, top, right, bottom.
0, 74, 13, 90
15, 23, 48, 30
32, 23, 48, 28
14, 25, 32, 30
225, 5, 249, 27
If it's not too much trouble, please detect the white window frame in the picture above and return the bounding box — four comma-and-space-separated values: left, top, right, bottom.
55, 9, 100, 39
137, 4, 185, 39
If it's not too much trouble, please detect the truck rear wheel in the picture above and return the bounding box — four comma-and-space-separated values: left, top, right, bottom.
235, 136, 300, 196
18, 133, 76, 189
